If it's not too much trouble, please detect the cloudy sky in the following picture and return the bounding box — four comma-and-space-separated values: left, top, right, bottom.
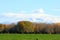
0, 0, 60, 23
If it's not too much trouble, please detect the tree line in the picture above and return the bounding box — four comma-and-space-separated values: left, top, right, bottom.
0, 21, 60, 34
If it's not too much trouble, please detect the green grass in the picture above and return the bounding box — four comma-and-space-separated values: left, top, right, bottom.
0, 34, 60, 40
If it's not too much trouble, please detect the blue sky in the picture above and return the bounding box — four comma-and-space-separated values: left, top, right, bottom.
0, 0, 60, 15
0, 0, 60, 23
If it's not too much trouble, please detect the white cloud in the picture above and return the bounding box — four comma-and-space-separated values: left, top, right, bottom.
0, 8, 60, 23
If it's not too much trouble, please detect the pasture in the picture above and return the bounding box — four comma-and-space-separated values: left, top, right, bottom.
0, 34, 60, 40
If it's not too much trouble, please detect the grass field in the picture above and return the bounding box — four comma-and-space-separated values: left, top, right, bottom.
0, 34, 60, 40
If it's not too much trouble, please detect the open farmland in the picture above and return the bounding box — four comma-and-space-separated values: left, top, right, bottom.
0, 34, 60, 40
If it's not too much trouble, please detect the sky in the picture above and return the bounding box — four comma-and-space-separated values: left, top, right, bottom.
0, 0, 60, 23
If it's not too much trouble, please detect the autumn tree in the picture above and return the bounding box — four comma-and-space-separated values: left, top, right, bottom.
45, 24, 55, 34
7, 23, 16, 33
16, 21, 34, 33
33, 23, 46, 34
54, 23, 60, 34
0, 24, 5, 33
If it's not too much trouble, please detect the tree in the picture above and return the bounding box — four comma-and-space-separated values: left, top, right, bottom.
34, 23, 46, 34
54, 23, 60, 34
7, 23, 16, 33
0, 24, 5, 33
45, 24, 55, 34
16, 21, 34, 33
